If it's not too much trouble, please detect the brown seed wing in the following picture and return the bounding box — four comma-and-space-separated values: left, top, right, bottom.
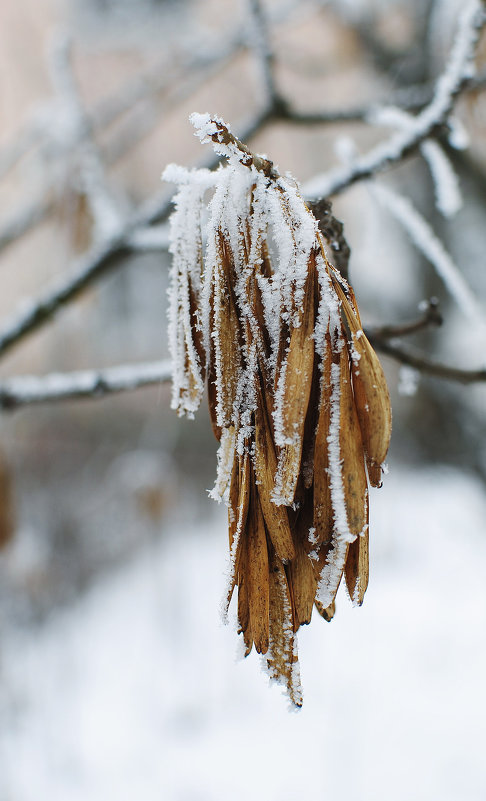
225, 451, 251, 612
276, 262, 316, 505
314, 598, 336, 622
344, 527, 369, 606
246, 480, 270, 655
339, 346, 368, 538
313, 334, 333, 563
237, 547, 252, 656
267, 551, 303, 708
212, 234, 243, 428
291, 539, 317, 627
334, 282, 392, 486
289, 487, 317, 627
254, 384, 295, 562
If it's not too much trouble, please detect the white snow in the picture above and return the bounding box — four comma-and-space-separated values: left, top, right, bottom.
420, 139, 463, 217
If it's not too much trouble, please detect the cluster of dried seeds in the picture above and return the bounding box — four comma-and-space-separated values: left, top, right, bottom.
164, 115, 391, 706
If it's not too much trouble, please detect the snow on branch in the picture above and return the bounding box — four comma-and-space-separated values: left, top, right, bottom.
420, 139, 463, 218
246, 0, 281, 108
302, 0, 486, 199
371, 183, 485, 329
0, 360, 171, 410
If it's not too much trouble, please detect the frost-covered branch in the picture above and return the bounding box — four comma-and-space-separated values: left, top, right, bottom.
303, 0, 486, 199
0, 360, 171, 410
366, 301, 486, 383
371, 184, 484, 327
0, 236, 134, 359
246, 0, 286, 113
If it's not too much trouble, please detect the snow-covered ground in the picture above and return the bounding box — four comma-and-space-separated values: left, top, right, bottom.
1, 466, 486, 801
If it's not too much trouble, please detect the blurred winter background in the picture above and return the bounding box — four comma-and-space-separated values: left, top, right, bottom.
0, 0, 486, 799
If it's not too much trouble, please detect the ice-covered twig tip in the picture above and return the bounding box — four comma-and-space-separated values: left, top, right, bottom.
163, 114, 392, 707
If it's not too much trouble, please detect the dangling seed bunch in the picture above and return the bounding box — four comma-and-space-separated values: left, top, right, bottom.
163, 114, 392, 707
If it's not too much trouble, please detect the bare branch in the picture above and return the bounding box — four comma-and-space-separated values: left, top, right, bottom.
0, 360, 172, 411
272, 69, 486, 126
369, 338, 486, 384
365, 300, 486, 383
367, 299, 443, 339
302, 2, 486, 198
0, 195, 55, 253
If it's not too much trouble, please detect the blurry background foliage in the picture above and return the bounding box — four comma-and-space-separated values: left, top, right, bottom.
0, 0, 485, 795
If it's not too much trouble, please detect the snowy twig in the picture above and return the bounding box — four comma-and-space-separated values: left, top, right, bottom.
0, 360, 171, 411
194, 115, 278, 176
303, 1, 486, 198
0, 32, 246, 256
371, 183, 483, 326
0, 236, 134, 359
366, 301, 486, 383
246, 0, 285, 112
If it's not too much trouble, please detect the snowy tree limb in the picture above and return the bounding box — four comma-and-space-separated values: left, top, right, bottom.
302, 1, 486, 198
0, 360, 172, 410
0, 236, 134, 359
274, 69, 486, 126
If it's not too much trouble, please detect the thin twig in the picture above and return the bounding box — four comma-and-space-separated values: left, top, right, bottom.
272, 69, 486, 126
369, 338, 486, 384
364, 301, 486, 383
367, 299, 443, 339
0, 360, 172, 411
246, 0, 282, 110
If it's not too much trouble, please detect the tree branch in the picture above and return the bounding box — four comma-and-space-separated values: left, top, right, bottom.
367, 298, 443, 340
302, 1, 486, 198
365, 300, 486, 383
0, 360, 171, 410
369, 338, 486, 384
246, 0, 283, 112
